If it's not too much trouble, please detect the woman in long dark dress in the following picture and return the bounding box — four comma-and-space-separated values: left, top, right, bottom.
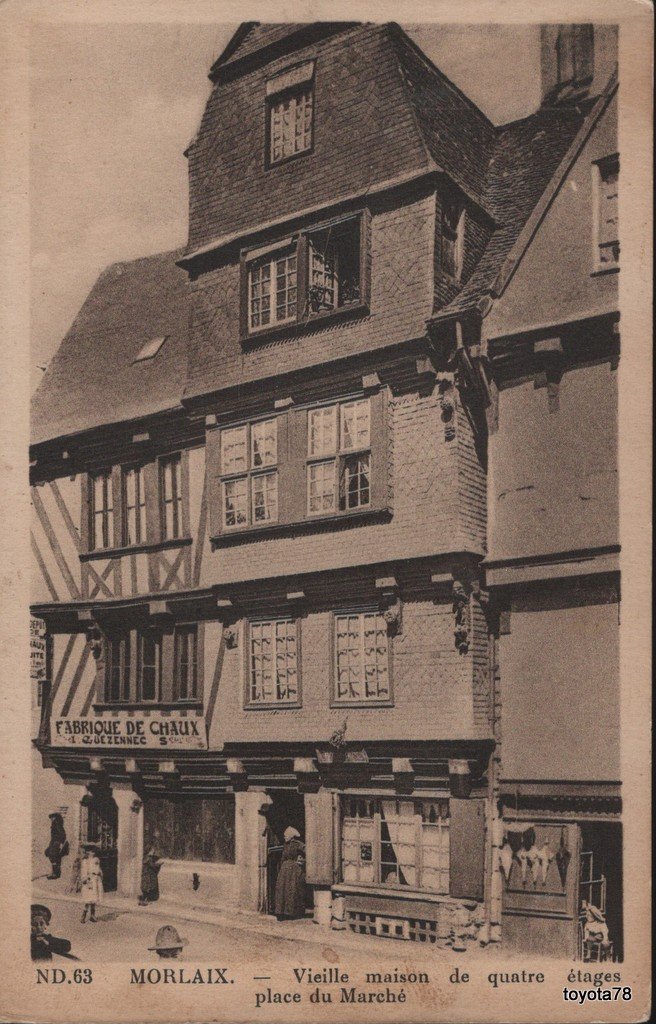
139, 847, 164, 905
274, 827, 306, 920
45, 813, 68, 880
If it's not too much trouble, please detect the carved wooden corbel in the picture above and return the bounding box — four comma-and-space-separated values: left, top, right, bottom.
452, 580, 471, 654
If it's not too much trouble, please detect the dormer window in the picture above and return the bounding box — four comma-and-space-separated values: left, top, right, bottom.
441, 197, 465, 281
265, 61, 315, 167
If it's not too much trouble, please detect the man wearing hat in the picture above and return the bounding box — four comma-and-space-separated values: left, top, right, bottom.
31, 904, 73, 961
148, 925, 188, 959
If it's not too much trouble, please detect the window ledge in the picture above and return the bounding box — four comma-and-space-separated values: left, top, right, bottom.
330, 699, 394, 709
244, 701, 302, 711
332, 883, 458, 905
591, 265, 620, 277
81, 536, 193, 561
241, 302, 370, 346
211, 506, 391, 546
93, 702, 203, 712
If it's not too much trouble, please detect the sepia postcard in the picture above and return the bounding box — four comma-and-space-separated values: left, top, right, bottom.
0, 0, 652, 1021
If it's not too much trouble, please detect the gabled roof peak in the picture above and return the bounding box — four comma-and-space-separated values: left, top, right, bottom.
209, 22, 359, 82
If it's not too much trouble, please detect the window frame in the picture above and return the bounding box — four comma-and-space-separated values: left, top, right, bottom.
104, 632, 131, 704
243, 616, 302, 709
247, 247, 298, 333
330, 607, 393, 708
219, 417, 279, 532
265, 80, 315, 170
306, 398, 372, 518
240, 210, 370, 342
158, 452, 184, 542
137, 629, 162, 704
121, 463, 147, 548
173, 623, 199, 703
340, 795, 450, 894
592, 153, 620, 274
89, 468, 114, 552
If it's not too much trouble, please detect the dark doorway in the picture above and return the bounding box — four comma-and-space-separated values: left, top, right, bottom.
263, 790, 310, 915
80, 786, 119, 892
579, 822, 623, 961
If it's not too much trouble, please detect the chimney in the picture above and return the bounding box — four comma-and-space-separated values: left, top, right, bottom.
541, 24, 617, 106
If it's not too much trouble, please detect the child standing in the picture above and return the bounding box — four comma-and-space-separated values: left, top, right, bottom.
79, 843, 103, 923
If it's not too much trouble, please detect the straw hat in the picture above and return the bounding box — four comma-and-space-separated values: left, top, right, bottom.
148, 925, 188, 952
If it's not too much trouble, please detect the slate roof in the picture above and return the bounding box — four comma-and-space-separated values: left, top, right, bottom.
431, 102, 595, 319
30, 250, 190, 446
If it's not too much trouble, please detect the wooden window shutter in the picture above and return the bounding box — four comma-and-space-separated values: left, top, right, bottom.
80, 475, 91, 552
359, 207, 372, 308
296, 234, 309, 323
277, 408, 307, 524
160, 628, 174, 703
369, 386, 390, 512
143, 461, 161, 544
305, 790, 336, 884
239, 254, 250, 339
180, 449, 191, 536
205, 426, 223, 538
449, 797, 486, 900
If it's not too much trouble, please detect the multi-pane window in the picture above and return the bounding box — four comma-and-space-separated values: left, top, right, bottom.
104, 634, 131, 703
174, 625, 198, 702
160, 454, 183, 540
138, 631, 161, 702
307, 399, 371, 515
90, 470, 113, 550
243, 215, 364, 336
122, 466, 146, 546
248, 619, 298, 705
221, 419, 278, 529
334, 611, 389, 703
595, 155, 619, 269
269, 85, 313, 165
441, 197, 465, 280
341, 797, 450, 893
249, 251, 297, 331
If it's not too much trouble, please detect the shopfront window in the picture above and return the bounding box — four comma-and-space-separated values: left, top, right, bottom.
143, 796, 235, 864
341, 796, 449, 893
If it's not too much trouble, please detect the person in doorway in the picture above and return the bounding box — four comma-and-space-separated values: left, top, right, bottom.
139, 846, 164, 906
80, 842, 103, 922
274, 826, 306, 921
31, 904, 73, 961
45, 812, 68, 879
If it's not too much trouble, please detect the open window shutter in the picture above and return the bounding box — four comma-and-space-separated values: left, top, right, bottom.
449, 797, 486, 900
369, 386, 390, 512
359, 207, 372, 308
180, 449, 191, 536
297, 235, 309, 322
278, 407, 307, 524
111, 466, 123, 548
143, 461, 161, 544
80, 475, 91, 552
239, 255, 249, 339
205, 426, 222, 537
305, 790, 336, 884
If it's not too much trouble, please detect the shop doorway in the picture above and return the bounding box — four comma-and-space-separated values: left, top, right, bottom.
579, 822, 623, 961
80, 786, 119, 892
262, 790, 310, 915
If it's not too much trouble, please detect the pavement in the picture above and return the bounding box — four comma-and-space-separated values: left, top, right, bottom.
31, 873, 495, 965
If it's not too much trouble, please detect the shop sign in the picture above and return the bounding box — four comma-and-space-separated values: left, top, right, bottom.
30, 617, 47, 681
51, 711, 207, 749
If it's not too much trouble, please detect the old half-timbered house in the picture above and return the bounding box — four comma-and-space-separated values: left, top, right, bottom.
31, 21, 620, 957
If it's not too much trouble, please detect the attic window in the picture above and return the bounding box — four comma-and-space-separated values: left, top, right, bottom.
441, 197, 465, 281
133, 336, 168, 363
266, 61, 315, 168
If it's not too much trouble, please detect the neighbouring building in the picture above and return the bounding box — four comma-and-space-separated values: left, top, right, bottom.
31, 21, 620, 958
